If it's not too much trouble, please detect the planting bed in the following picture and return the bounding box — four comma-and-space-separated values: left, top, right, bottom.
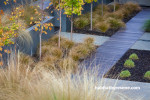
73, 3, 141, 37
105, 49, 150, 83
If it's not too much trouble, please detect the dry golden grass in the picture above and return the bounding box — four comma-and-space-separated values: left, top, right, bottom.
36, 35, 96, 70
107, 18, 125, 29
95, 21, 110, 33
0, 55, 132, 100
74, 2, 140, 33
123, 2, 141, 14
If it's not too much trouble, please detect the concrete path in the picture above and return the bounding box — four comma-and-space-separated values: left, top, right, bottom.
101, 78, 150, 100
82, 9, 150, 76
61, 32, 109, 45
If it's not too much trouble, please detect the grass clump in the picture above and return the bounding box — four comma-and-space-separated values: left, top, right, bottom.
74, 15, 90, 29
0, 56, 131, 100
107, 18, 125, 29
123, 2, 141, 14
37, 35, 96, 70
144, 71, 150, 80
69, 37, 95, 61
129, 53, 139, 60
144, 20, 150, 32
74, 2, 140, 33
124, 59, 135, 68
120, 70, 131, 78
95, 22, 110, 32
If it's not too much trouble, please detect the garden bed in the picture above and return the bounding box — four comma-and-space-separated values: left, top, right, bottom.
105, 49, 150, 83
73, 3, 141, 37
21, 35, 96, 72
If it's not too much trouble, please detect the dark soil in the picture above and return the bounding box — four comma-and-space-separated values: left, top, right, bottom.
73, 10, 140, 37
105, 49, 150, 83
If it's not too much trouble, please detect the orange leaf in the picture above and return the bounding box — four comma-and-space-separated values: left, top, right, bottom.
0, 61, 3, 66
0, 47, 2, 51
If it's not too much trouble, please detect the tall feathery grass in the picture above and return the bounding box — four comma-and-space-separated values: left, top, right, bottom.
0, 52, 132, 100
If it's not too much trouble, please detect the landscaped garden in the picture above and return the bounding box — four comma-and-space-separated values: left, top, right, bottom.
74, 2, 141, 36
105, 49, 150, 83
0, 0, 150, 99
105, 19, 150, 83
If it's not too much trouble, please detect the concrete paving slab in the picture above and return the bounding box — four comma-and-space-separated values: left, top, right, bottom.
101, 78, 150, 100
61, 32, 109, 45
140, 33, 150, 40
131, 41, 150, 51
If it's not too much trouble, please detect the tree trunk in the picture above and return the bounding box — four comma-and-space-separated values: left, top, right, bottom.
39, 0, 44, 60
101, 0, 103, 16
71, 4, 73, 41
114, 0, 116, 12
58, 0, 61, 48
90, 2, 93, 30
39, 33, 42, 60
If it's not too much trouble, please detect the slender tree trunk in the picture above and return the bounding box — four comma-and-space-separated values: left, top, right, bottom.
39, 33, 42, 60
58, 0, 61, 48
114, 0, 116, 12
71, 4, 73, 41
90, 2, 93, 30
39, 0, 44, 60
101, 0, 103, 16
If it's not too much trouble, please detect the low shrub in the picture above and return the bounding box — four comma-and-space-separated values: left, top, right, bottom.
50, 47, 63, 59
144, 20, 150, 32
123, 2, 141, 14
19, 53, 34, 65
120, 70, 131, 78
59, 57, 78, 70
93, 14, 104, 25
124, 59, 135, 68
37, 35, 96, 70
69, 44, 90, 61
107, 18, 125, 29
74, 16, 90, 29
94, 4, 110, 14
61, 38, 74, 50
121, 8, 131, 18
84, 37, 96, 51
108, 3, 121, 12
95, 22, 110, 32
129, 53, 139, 60
144, 71, 150, 80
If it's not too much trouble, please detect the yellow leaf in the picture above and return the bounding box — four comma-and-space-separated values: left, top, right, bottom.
0, 47, 2, 51
34, 27, 38, 31
30, 17, 33, 20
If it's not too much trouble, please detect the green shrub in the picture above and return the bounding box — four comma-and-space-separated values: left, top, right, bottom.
129, 53, 139, 60
120, 70, 131, 78
107, 18, 125, 29
124, 59, 135, 68
74, 16, 90, 29
144, 71, 150, 80
144, 20, 150, 32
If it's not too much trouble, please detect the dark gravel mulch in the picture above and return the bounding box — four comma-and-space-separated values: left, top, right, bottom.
105, 49, 150, 83
73, 11, 140, 37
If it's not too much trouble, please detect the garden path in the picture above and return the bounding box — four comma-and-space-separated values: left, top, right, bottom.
82, 8, 150, 77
